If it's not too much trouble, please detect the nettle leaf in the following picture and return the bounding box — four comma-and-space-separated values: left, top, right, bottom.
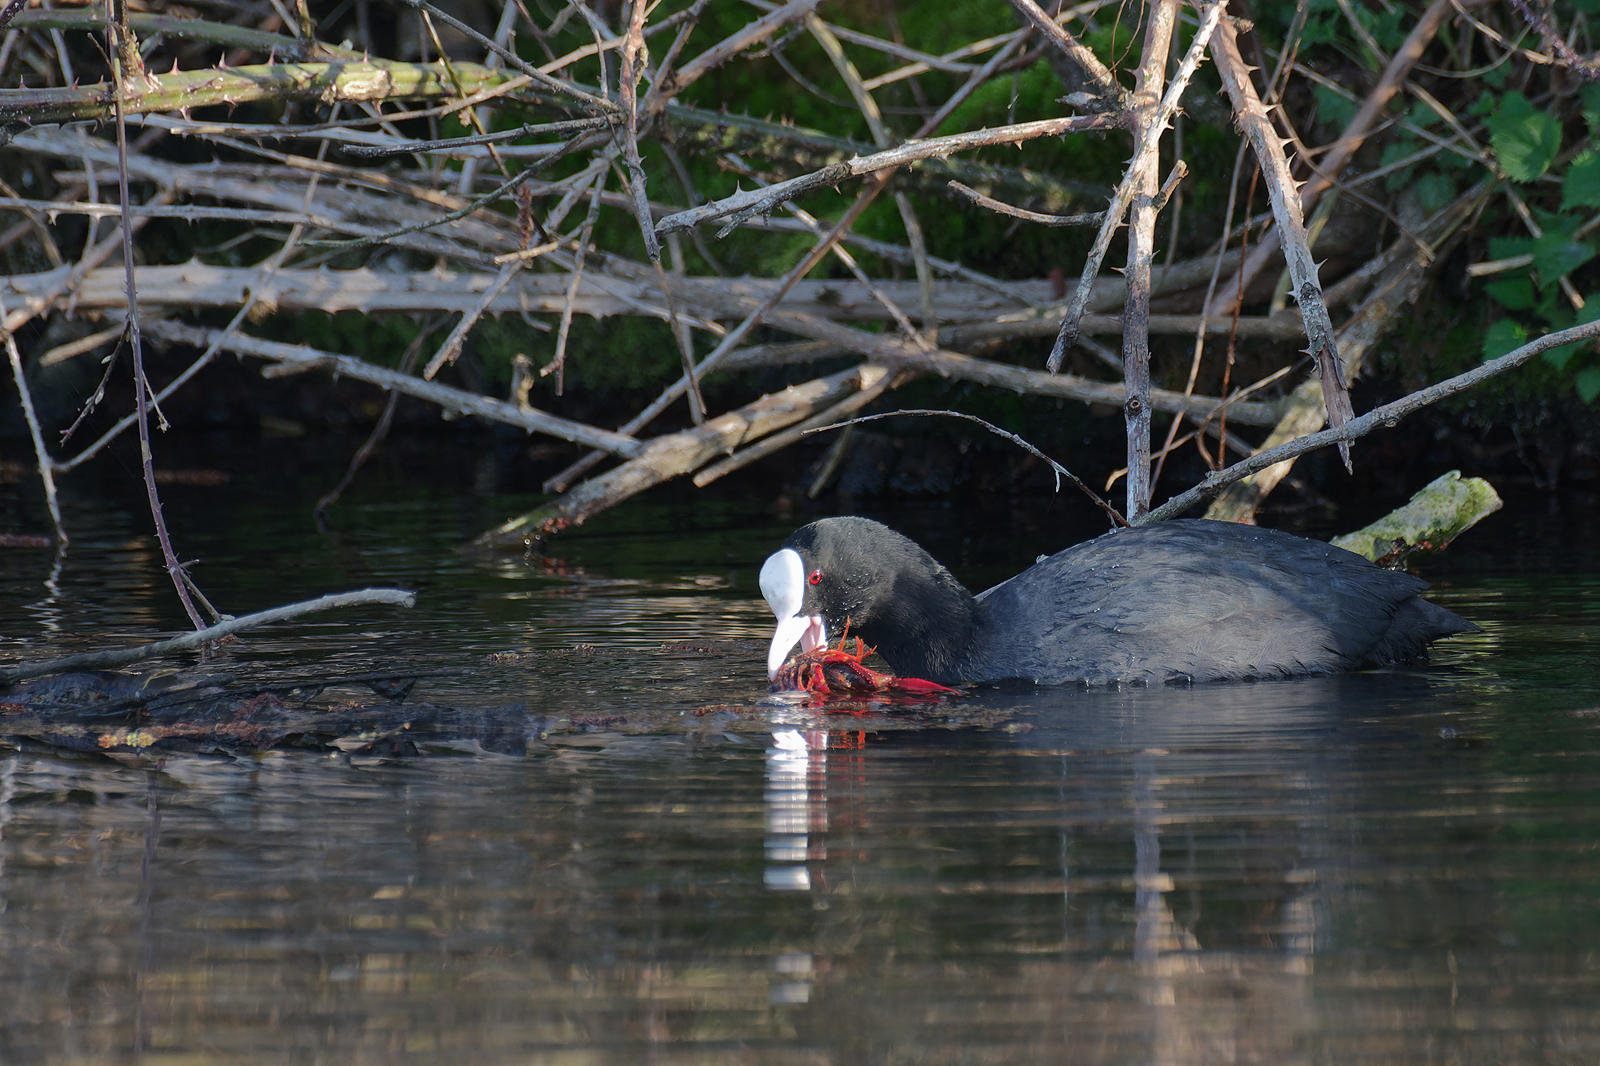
1482, 318, 1527, 361
1486, 92, 1562, 182
1564, 153, 1600, 210
1485, 277, 1536, 309
1577, 366, 1600, 403
1531, 232, 1596, 281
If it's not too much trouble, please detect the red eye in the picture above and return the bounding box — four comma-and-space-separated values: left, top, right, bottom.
808, 569, 822, 585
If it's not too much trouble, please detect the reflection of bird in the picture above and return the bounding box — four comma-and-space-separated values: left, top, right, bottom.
364, 676, 419, 702
759, 517, 1476, 686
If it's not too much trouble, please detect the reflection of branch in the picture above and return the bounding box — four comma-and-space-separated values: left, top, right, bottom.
1142, 319, 1600, 524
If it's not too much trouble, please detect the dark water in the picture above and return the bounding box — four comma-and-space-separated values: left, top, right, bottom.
1, 458, 1597, 1064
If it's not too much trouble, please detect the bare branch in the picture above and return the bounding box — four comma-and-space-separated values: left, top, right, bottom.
657, 0, 822, 104
656, 115, 1117, 237
947, 181, 1106, 226
0, 291, 65, 544
1006, 0, 1123, 108
1204, 0, 1461, 318
143, 320, 647, 458
1047, 0, 1227, 373
1209, 12, 1353, 469
1143, 319, 1600, 524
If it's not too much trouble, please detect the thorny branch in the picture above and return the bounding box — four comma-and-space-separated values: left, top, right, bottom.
0, 0, 1587, 574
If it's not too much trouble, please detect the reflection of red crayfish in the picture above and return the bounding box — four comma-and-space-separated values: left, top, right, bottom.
769, 635, 957, 699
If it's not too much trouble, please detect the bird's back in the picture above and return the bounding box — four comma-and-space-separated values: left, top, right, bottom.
967, 520, 1474, 684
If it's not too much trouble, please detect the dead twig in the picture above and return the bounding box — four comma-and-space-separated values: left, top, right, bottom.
693, 367, 898, 486
0, 291, 65, 544
806, 409, 1130, 528
1116, 0, 1181, 520
316, 318, 448, 524
107, 6, 206, 633
1006, 0, 1123, 109
423, 260, 526, 380
618, 0, 659, 261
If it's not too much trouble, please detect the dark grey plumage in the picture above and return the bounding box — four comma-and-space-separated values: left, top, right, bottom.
776, 517, 1476, 685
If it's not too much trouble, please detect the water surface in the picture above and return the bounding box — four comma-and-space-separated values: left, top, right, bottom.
0, 464, 1596, 1064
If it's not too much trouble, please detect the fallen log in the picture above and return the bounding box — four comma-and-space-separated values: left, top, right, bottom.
472, 363, 894, 550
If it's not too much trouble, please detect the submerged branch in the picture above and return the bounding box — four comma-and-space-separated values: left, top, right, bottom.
0, 589, 417, 685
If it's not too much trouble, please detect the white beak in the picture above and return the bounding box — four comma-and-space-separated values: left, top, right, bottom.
759, 548, 827, 679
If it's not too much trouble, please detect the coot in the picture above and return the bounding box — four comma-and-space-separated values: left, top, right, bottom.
758, 517, 1476, 685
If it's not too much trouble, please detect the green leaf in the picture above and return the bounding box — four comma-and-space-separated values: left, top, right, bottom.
1530, 232, 1596, 281
1483, 318, 1527, 361
1409, 101, 1443, 128
1415, 171, 1457, 213
1485, 277, 1536, 309
1314, 84, 1357, 130
1469, 90, 1499, 118
1485, 92, 1562, 181
1577, 366, 1600, 403
1544, 344, 1579, 370
1380, 141, 1417, 192
1489, 235, 1534, 260
1564, 152, 1600, 210
1584, 83, 1600, 132
1541, 301, 1600, 369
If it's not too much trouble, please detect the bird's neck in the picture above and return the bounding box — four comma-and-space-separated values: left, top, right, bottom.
862, 574, 976, 684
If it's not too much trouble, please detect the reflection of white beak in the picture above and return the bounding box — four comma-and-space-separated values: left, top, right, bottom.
759, 548, 827, 679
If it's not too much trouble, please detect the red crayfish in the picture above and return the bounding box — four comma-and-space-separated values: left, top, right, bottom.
769, 630, 957, 699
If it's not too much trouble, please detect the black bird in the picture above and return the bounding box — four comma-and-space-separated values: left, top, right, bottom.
758, 516, 1476, 685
